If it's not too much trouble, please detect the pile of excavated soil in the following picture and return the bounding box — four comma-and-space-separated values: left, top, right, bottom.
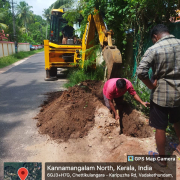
35, 80, 153, 141
35, 80, 103, 141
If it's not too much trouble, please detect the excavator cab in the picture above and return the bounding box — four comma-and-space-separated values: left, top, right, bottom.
49, 10, 81, 45
49, 10, 66, 44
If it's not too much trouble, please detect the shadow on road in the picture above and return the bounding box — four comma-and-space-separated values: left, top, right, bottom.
3, 61, 44, 74
57, 68, 69, 79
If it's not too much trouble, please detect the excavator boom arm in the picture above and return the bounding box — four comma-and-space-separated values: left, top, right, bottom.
81, 10, 122, 80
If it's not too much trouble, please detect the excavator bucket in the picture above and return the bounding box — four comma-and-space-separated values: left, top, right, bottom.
102, 46, 122, 80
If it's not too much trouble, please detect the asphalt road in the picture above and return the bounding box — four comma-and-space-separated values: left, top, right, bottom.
0, 52, 67, 179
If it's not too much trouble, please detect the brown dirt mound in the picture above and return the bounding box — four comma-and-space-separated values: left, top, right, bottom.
35, 80, 153, 141
35, 80, 103, 141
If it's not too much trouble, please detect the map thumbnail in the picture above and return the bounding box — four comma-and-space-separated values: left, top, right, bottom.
4, 162, 42, 180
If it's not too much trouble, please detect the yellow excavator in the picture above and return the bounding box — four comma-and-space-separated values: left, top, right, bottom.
44, 8, 122, 81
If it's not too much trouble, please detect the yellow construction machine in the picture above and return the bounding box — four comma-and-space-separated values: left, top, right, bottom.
44, 9, 122, 80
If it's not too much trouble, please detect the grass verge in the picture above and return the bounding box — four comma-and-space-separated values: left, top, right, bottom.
64, 65, 104, 88
0, 49, 44, 68
64, 45, 105, 88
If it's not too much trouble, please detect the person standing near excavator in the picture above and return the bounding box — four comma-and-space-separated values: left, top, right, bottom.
103, 78, 148, 120
137, 24, 180, 167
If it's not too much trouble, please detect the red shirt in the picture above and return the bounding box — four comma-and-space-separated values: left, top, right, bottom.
103, 78, 136, 100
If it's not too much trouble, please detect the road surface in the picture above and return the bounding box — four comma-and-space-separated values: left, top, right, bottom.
0, 52, 67, 179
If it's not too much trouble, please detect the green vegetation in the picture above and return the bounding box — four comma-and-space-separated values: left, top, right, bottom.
64, 45, 104, 88
16, 1, 34, 34
0, 0, 46, 44
124, 79, 151, 116
166, 123, 176, 136
0, 49, 44, 68
64, 65, 104, 88
0, 0, 72, 45
63, 0, 179, 64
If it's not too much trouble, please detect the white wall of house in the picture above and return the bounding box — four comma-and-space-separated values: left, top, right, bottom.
0, 41, 15, 58
0, 43, 3, 57
18, 43, 30, 52
0, 42, 30, 58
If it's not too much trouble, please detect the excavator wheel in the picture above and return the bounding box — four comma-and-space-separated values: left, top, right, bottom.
102, 46, 122, 81
45, 67, 58, 81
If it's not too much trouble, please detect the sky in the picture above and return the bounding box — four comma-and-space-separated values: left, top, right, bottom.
15, 0, 57, 17
15, 0, 77, 17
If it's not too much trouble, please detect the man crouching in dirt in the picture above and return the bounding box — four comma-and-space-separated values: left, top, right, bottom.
137, 24, 180, 167
103, 78, 148, 121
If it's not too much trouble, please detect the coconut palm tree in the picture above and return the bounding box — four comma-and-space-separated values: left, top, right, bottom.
49, 0, 74, 13
52, 0, 73, 9
16, 1, 33, 34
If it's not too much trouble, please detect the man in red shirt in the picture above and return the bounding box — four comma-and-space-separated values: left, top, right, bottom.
103, 78, 148, 120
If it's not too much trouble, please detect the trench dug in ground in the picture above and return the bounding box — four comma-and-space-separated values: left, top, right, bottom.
35, 80, 153, 141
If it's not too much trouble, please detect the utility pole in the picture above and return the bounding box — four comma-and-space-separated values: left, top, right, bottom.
11, 0, 17, 53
